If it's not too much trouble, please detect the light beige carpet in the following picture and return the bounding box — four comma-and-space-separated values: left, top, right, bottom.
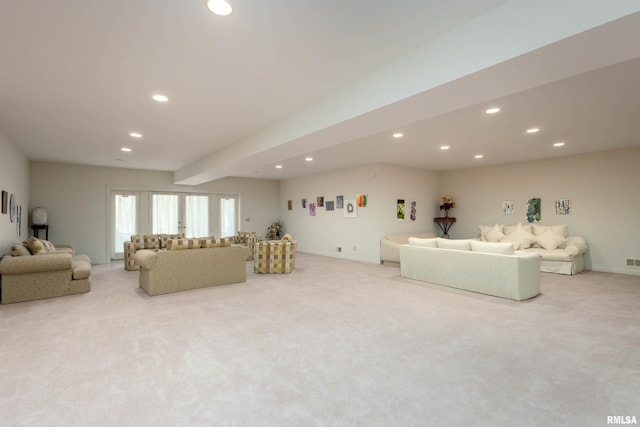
1, 253, 638, 427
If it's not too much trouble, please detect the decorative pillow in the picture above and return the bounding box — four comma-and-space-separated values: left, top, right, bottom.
536, 229, 568, 250
26, 236, 50, 254
11, 243, 31, 257
166, 238, 201, 250
470, 240, 515, 255
504, 223, 532, 236
408, 237, 437, 247
484, 224, 506, 242
532, 224, 568, 237
436, 238, 472, 251
478, 224, 504, 241
40, 239, 56, 251
199, 238, 230, 248
501, 224, 536, 250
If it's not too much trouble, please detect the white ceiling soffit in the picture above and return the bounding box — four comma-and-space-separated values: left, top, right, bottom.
173, 2, 640, 184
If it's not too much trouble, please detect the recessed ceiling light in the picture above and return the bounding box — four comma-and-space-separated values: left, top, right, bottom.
275, 165, 283, 169
121, 147, 132, 152
485, 107, 500, 114
129, 132, 142, 138
440, 145, 450, 150
393, 133, 403, 138
474, 154, 484, 159
305, 157, 313, 162
526, 127, 540, 134
206, 0, 233, 16
152, 94, 168, 103
553, 142, 566, 147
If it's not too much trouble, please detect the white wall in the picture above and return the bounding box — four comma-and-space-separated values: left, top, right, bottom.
0, 130, 29, 255
440, 147, 640, 275
279, 163, 439, 263
29, 162, 279, 264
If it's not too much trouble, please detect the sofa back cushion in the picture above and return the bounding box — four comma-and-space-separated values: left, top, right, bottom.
535, 229, 568, 250
11, 243, 31, 257
408, 237, 437, 247
501, 223, 536, 250
26, 237, 56, 254
436, 238, 472, 251
199, 237, 232, 248
166, 238, 201, 250
478, 224, 504, 242
158, 233, 185, 249
470, 240, 515, 255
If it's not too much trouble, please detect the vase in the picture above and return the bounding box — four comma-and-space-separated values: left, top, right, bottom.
32, 206, 48, 225
444, 209, 449, 218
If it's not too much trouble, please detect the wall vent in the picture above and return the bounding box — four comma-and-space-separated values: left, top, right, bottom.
626, 258, 640, 267
627, 259, 635, 266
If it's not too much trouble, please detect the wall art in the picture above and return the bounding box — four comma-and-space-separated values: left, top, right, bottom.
344, 200, 357, 218
309, 202, 316, 216
555, 199, 571, 215
336, 196, 344, 209
1, 190, 6, 214
302, 198, 307, 208
287, 200, 292, 211
326, 201, 334, 211
356, 193, 367, 207
317, 196, 324, 207
409, 200, 417, 221
9, 193, 15, 222
397, 198, 405, 221
526, 198, 541, 223
502, 200, 515, 215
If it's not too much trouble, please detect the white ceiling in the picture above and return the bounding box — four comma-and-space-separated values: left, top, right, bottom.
1, 1, 639, 182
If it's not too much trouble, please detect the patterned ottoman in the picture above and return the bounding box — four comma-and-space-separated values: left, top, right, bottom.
253, 236, 296, 274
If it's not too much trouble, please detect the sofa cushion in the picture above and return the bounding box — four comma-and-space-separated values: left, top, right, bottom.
501, 223, 536, 250
484, 224, 506, 242
11, 243, 31, 257
478, 224, 504, 241
536, 229, 568, 250
436, 238, 472, 251
408, 237, 437, 247
72, 255, 92, 280
504, 223, 533, 235
130, 234, 159, 250
166, 238, 201, 250
158, 233, 185, 249
470, 240, 515, 255
200, 238, 231, 248
532, 224, 568, 238
26, 237, 54, 254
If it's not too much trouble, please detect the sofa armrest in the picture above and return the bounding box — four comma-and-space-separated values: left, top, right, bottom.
380, 238, 401, 263
566, 235, 588, 255
0, 253, 72, 275
134, 250, 157, 270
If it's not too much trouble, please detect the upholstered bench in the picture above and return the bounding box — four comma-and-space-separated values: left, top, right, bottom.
253, 234, 296, 274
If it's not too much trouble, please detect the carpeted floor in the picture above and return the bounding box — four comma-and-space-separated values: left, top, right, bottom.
1, 253, 638, 427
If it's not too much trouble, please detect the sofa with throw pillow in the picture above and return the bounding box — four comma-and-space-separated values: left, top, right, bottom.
0, 237, 91, 304
124, 233, 185, 271
478, 223, 588, 275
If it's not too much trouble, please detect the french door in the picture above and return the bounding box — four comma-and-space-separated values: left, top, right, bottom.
111, 191, 140, 260
152, 193, 210, 238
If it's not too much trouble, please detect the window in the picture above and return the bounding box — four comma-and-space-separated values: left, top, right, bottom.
220, 196, 237, 237
111, 191, 139, 259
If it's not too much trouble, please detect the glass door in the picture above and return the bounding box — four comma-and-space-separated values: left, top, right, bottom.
112, 191, 139, 260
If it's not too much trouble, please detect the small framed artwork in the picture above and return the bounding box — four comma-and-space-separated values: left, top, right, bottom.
397, 199, 405, 221
326, 201, 335, 211
556, 199, 571, 215
356, 194, 367, 207
344, 200, 357, 218
1, 190, 7, 214
317, 196, 324, 207
502, 200, 515, 215
309, 203, 316, 216
526, 197, 541, 223
302, 198, 307, 208
9, 194, 16, 223
410, 200, 417, 221
336, 196, 344, 209
287, 200, 293, 211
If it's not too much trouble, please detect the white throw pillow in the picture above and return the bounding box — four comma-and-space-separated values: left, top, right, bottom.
504, 223, 532, 236
436, 238, 472, 251
484, 224, 506, 242
478, 224, 504, 241
536, 229, 568, 250
532, 224, 568, 237
408, 237, 437, 248
470, 240, 515, 255
501, 224, 536, 250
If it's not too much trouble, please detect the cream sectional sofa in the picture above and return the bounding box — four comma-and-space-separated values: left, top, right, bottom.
134, 237, 250, 296
0, 238, 91, 304
380, 231, 436, 264
478, 223, 588, 275
400, 237, 540, 301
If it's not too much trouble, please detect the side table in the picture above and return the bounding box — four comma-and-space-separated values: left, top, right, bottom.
31, 224, 49, 240
434, 217, 456, 238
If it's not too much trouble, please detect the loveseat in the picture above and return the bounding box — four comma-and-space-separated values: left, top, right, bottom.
124, 233, 185, 271
478, 223, 588, 275
399, 237, 540, 301
380, 231, 436, 264
229, 231, 258, 261
134, 237, 250, 296
0, 238, 91, 304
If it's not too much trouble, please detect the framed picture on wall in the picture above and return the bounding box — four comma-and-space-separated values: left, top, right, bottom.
1, 190, 7, 214
336, 196, 343, 209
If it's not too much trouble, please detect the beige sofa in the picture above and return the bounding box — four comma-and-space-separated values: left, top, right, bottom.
0, 238, 91, 304
400, 237, 540, 301
478, 223, 589, 275
134, 237, 249, 296
380, 231, 436, 264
